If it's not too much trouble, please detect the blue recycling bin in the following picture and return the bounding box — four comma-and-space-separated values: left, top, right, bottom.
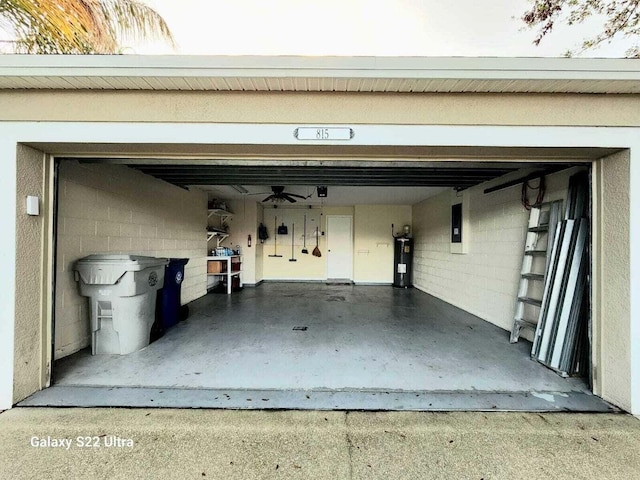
156, 258, 189, 332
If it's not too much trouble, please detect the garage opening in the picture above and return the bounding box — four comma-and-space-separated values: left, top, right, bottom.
24, 151, 616, 411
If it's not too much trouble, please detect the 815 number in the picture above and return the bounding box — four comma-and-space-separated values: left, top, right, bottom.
316, 128, 330, 139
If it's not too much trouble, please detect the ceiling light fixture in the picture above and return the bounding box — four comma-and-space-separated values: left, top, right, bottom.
230, 185, 249, 194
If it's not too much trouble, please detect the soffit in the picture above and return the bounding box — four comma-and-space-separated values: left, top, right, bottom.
2, 56, 639, 94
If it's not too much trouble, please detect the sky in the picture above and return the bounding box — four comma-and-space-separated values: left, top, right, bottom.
127, 0, 634, 57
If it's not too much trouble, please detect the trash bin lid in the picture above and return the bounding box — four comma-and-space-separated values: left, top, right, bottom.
168, 258, 190, 266
75, 255, 169, 271
74, 255, 169, 285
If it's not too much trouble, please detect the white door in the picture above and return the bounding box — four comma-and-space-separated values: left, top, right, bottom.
326, 215, 353, 280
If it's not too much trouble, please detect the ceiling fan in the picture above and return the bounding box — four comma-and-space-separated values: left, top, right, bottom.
261, 186, 307, 203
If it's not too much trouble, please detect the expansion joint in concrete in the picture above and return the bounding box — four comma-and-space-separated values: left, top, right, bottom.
344, 411, 354, 479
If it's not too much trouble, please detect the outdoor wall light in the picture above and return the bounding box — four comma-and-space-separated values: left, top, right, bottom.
26, 196, 39, 216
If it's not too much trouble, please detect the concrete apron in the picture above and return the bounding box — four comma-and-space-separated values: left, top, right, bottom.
1, 408, 639, 480
20, 385, 615, 412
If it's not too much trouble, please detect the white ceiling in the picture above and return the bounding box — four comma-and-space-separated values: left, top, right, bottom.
197, 185, 447, 206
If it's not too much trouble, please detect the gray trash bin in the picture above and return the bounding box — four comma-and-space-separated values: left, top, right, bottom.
74, 255, 169, 355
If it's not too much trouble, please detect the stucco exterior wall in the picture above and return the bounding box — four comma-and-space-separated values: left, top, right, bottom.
55, 161, 208, 359
13, 145, 50, 403
0, 91, 639, 126
594, 150, 631, 410
412, 168, 583, 333
2, 87, 636, 411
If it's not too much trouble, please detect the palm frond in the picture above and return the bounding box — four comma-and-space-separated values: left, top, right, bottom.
0, 0, 174, 54
1, 0, 100, 53
100, 0, 175, 47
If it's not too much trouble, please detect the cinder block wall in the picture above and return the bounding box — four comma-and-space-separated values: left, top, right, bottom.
412, 167, 584, 333
55, 161, 208, 359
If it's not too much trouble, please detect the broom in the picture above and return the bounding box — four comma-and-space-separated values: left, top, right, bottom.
312, 226, 322, 257
301, 214, 309, 254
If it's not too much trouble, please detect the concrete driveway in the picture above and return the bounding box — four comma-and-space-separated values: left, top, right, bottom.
1, 408, 639, 479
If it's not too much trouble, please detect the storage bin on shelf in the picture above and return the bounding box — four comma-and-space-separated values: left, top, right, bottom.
206, 255, 242, 294
207, 260, 223, 273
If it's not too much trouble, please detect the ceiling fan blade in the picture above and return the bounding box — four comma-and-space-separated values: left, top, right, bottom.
282, 194, 297, 203
286, 193, 307, 199
263, 195, 275, 202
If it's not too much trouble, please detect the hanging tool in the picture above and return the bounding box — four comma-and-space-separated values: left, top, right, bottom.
312, 226, 322, 257
269, 216, 282, 258
258, 223, 268, 243
301, 214, 309, 254
289, 224, 297, 262
277, 221, 288, 235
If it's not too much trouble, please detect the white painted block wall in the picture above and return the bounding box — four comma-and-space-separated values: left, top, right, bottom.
412, 168, 584, 333
55, 161, 208, 359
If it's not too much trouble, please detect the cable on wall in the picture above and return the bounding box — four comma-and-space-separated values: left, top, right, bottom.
521, 176, 546, 210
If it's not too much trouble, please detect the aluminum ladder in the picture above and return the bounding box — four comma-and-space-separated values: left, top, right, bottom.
510, 200, 563, 343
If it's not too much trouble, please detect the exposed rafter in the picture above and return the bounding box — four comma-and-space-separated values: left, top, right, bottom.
103, 162, 581, 190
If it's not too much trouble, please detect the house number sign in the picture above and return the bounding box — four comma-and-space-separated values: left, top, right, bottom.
294, 127, 354, 141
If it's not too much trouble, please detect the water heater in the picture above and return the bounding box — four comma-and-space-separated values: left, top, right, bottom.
393, 237, 413, 288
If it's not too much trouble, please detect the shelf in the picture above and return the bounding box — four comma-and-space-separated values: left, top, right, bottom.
207, 231, 229, 244
206, 253, 243, 295
208, 208, 233, 218
208, 208, 232, 248
207, 270, 242, 276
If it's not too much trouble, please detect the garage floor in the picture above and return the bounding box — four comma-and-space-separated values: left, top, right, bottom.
29, 284, 609, 411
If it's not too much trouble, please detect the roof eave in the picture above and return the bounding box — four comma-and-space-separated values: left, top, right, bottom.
0, 55, 638, 93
